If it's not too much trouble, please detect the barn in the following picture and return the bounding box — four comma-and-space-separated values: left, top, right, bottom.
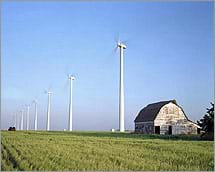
134, 100, 200, 135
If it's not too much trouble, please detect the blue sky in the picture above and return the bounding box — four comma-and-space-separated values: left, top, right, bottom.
2, 1, 214, 130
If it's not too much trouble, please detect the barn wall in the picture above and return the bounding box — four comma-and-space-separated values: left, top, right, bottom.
154, 102, 199, 135
135, 122, 154, 134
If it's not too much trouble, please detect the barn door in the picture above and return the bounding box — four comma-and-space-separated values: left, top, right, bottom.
168, 126, 172, 135
155, 126, 160, 134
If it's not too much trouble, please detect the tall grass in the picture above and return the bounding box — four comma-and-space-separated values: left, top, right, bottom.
1, 131, 214, 171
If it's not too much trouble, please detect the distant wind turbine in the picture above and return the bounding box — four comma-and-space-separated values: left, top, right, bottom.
16, 113, 19, 130
116, 40, 127, 132
16, 114, 20, 130
33, 100, 38, 131
68, 75, 75, 131
20, 109, 24, 130
26, 105, 30, 130
14, 114, 16, 128
45, 91, 52, 131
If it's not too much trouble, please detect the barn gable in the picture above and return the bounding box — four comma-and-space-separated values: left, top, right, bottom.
154, 102, 187, 124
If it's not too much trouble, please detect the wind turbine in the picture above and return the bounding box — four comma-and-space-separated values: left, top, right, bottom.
45, 91, 52, 131
16, 113, 19, 130
26, 105, 30, 130
13, 114, 16, 128
16, 114, 20, 130
33, 100, 38, 131
68, 75, 75, 131
20, 109, 24, 130
116, 41, 127, 132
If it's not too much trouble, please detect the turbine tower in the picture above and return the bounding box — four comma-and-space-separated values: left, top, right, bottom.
16, 114, 19, 130
117, 42, 126, 132
14, 114, 16, 128
16, 114, 20, 130
33, 100, 38, 131
46, 91, 52, 131
68, 75, 75, 131
21, 110, 24, 130
26, 105, 30, 130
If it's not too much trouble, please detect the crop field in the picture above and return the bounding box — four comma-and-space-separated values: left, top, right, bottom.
1, 131, 214, 171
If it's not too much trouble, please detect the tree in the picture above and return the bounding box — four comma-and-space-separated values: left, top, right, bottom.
197, 102, 214, 140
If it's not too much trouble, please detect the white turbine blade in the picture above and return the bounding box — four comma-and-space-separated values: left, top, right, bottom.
114, 46, 118, 53
48, 84, 52, 92
122, 39, 128, 44
63, 80, 69, 91
64, 65, 71, 77
114, 33, 120, 44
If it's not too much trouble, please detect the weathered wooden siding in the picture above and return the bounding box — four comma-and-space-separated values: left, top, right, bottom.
154, 102, 199, 135
135, 122, 154, 134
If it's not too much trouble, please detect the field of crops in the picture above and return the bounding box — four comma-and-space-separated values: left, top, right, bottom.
1, 131, 214, 171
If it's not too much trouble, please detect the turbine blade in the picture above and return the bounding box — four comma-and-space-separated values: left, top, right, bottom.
63, 80, 69, 91
64, 65, 70, 76
114, 33, 120, 44
114, 46, 118, 53
122, 39, 129, 46
48, 84, 52, 91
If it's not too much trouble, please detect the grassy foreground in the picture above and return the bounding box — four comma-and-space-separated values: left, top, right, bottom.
1, 131, 214, 171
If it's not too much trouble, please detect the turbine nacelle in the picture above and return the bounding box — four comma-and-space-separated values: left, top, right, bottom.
32, 100, 38, 104
68, 75, 75, 80
117, 42, 127, 49
44, 91, 53, 95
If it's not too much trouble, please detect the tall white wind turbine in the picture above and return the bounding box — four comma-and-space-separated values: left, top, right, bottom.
68, 75, 75, 131
117, 41, 126, 132
14, 114, 16, 128
20, 109, 24, 130
16, 114, 19, 130
26, 105, 30, 130
46, 91, 52, 131
33, 100, 38, 131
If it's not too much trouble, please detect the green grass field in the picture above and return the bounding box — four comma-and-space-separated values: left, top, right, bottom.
1, 131, 214, 171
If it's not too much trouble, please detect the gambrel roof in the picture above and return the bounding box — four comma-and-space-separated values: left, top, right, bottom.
134, 100, 179, 122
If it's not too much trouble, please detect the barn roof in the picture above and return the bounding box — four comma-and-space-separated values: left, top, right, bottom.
134, 100, 178, 122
